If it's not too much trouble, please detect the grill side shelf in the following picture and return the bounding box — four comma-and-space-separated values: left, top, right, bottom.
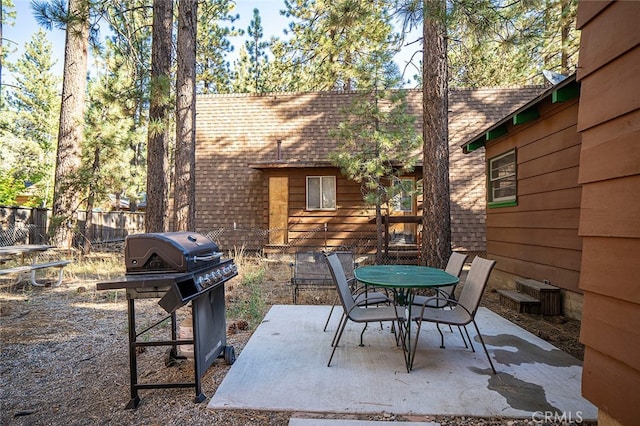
97, 272, 192, 291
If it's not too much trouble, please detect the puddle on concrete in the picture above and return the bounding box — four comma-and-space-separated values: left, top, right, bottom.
481, 334, 580, 368
479, 368, 561, 413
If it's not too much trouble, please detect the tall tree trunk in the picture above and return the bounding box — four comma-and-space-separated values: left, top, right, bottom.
83, 146, 100, 255
51, 0, 89, 248
421, 0, 451, 269
145, 0, 173, 233
560, 0, 571, 75
173, 0, 197, 232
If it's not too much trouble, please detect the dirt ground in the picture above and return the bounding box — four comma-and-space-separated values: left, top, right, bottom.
0, 252, 586, 426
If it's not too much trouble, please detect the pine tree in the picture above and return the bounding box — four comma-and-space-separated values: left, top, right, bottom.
174, 0, 198, 231
421, 0, 450, 269
145, 0, 173, 233
82, 56, 139, 251
276, 0, 399, 91
196, 0, 241, 94
1, 29, 60, 206
32, 0, 90, 247
330, 50, 421, 262
245, 8, 269, 93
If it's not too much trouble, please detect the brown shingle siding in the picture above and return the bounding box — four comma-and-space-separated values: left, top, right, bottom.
195, 87, 543, 251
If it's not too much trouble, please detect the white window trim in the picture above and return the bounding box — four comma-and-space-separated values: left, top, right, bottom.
306, 176, 337, 211
488, 150, 517, 204
392, 178, 414, 213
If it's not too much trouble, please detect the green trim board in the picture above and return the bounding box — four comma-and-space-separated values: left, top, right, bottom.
513, 107, 540, 124
463, 137, 486, 153
486, 125, 508, 140
488, 200, 518, 208
552, 81, 580, 103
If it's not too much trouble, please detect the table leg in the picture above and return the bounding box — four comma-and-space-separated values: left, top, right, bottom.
392, 288, 415, 373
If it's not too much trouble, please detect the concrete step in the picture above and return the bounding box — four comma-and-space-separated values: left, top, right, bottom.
497, 289, 541, 314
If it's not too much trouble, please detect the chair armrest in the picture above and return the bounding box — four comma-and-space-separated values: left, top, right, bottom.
415, 296, 473, 320
350, 282, 390, 298
415, 295, 455, 315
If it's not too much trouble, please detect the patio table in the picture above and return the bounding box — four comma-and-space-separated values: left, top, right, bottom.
354, 264, 459, 372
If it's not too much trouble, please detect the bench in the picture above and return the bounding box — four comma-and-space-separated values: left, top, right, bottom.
289, 251, 356, 304
0, 260, 72, 287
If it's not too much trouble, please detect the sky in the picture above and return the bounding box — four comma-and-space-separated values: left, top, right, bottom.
4, 0, 421, 88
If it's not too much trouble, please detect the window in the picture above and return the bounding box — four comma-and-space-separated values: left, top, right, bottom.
306, 176, 336, 210
392, 178, 414, 212
488, 150, 516, 205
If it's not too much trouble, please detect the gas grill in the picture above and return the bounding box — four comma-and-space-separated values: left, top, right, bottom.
97, 232, 238, 409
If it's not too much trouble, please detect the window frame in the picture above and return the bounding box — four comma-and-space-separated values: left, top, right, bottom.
306, 176, 337, 211
392, 177, 415, 213
488, 149, 517, 207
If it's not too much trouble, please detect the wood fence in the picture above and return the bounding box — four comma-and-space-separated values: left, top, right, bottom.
0, 206, 145, 245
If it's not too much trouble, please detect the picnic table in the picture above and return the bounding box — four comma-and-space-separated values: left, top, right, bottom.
0, 244, 71, 287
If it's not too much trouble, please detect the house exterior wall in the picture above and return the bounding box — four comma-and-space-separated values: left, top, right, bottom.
258, 167, 423, 251
195, 88, 543, 252
484, 96, 583, 295
576, 1, 640, 425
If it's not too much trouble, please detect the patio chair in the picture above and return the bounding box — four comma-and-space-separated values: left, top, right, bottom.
324, 252, 406, 367
322, 256, 391, 331
411, 252, 469, 346
411, 252, 468, 308
411, 256, 497, 374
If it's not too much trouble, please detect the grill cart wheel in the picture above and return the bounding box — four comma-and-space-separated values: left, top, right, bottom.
224, 345, 236, 365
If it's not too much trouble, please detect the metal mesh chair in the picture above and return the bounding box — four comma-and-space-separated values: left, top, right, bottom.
411, 256, 497, 373
324, 252, 406, 367
411, 252, 468, 308
323, 252, 391, 331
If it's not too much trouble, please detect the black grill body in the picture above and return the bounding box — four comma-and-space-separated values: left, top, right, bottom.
124, 231, 221, 274
97, 232, 237, 409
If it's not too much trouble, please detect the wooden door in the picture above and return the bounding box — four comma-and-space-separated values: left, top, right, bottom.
268, 177, 288, 245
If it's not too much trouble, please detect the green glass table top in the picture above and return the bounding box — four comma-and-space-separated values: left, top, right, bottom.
354, 265, 458, 289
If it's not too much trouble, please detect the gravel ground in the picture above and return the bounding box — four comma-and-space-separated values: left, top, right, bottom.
0, 253, 588, 426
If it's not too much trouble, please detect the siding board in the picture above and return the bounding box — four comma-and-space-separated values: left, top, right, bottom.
515, 187, 582, 212
579, 175, 640, 238
488, 253, 580, 292
576, 1, 640, 79
488, 227, 582, 251
580, 292, 640, 372
579, 237, 640, 305
580, 124, 640, 184
577, 46, 640, 132
519, 167, 579, 196
576, 0, 612, 28
489, 241, 582, 272
519, 144, 581, 180
487, 209, 580, 230
581, 348, 640, 426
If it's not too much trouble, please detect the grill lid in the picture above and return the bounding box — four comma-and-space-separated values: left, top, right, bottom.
125, 232, 221, 274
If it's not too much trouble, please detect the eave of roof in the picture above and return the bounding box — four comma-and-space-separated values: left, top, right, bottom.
461, 73, 579, 154
249, 160, 424, 170
249, 160, 335, 169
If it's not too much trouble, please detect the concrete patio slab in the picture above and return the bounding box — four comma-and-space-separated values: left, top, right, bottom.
289, 419, 439, 426
208, 305, 596, 421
